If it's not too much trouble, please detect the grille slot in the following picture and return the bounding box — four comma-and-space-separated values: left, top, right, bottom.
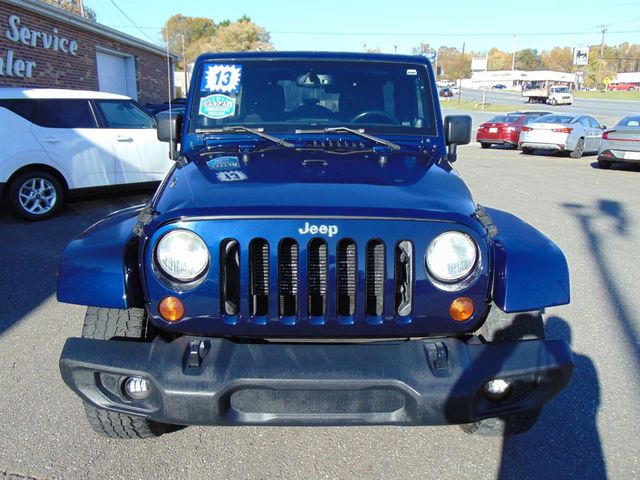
308, 239, 328, 316
220, 239, 240, 315
337, 239, 357, 316
395, 240, 413, 316
366, 240, 385, 316
250, 239, 269, 316
279, 239, 299, 316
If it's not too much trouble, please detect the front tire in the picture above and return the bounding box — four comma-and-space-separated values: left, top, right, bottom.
460, 311, 545, 436
522, 147, 534, 155
81, 307, 176, 439
7, 170, 64, 221
480, 143, 491, 149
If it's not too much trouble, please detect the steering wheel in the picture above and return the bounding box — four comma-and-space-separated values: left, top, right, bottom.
349, 110, 400, 125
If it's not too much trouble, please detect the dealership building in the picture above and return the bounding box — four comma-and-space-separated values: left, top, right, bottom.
0, 0, 173, 104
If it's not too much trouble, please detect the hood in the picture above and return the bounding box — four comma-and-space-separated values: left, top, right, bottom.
152, 147, 478, 224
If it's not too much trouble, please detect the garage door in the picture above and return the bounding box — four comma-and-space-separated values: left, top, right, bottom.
96, 51, 136, 99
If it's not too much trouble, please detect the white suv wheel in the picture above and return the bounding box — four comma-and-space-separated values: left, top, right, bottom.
8, 171, 64, 221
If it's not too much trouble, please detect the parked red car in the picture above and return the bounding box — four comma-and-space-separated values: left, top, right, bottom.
476, 111, 553, 149
607, 83, 638, 91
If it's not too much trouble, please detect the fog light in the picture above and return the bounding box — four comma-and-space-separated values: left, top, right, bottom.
483, 378, 512, 400
124, 376, 151, 400
159, 296, 184, 322
449, 297, 475, 321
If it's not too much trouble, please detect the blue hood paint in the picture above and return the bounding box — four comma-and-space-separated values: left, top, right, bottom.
152, 146, 479, 229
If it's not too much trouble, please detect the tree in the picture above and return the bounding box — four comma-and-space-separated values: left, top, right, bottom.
42, 0, 96, 22
411, 43, 432, 56
515, 48, 544, 71
162, 15, 274, 67
584, 58, 616, 89
436, 46, 471, 81
162, 14, 217, 68
195, 17, 274, 53
487, 48, 512, 71
541, 47, 573, 72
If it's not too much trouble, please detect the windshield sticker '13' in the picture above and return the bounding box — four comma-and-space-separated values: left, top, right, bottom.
201, 64, 242, 93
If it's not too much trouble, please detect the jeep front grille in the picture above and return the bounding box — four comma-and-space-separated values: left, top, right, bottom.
220, 238, 414, 321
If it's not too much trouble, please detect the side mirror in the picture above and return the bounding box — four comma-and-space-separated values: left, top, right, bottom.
155, 110, 184, 160
443, 115, 472, 162
601, 125, 607, 130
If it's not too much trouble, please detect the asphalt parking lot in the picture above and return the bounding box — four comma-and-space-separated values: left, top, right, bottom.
0, 144, 638, 479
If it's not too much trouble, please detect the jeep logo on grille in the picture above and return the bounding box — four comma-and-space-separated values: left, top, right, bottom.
298, 222, 338, 237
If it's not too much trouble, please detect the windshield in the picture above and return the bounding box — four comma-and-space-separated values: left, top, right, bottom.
619, 116, 640, 127
489, 115, 523, 123
189, 59, 436, 135
551, 87, 570, 93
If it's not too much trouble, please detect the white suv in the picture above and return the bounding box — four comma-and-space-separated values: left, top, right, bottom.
0, 88, 171, 220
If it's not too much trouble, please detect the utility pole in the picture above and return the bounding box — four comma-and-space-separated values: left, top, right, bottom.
600, 24, 608, 59
458, 42, 464, 105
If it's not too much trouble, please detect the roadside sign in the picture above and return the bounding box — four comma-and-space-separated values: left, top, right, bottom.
573, 47, 589, 66
603, 77, 612, 86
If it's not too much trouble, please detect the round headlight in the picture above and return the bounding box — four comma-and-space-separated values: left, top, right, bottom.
156, 230, 209, 282
426, 231, 478, 283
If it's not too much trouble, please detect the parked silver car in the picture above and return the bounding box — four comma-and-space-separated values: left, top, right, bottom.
597, 114, 640, 169
519, 114, 604, 158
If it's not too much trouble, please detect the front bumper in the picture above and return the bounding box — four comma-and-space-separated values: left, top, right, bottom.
59, 335, 573, 427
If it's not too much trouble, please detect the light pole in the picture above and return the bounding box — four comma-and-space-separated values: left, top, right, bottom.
511, 34, 517, 90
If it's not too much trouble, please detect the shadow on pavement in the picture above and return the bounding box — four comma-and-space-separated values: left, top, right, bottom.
498, 316, 606, 479
589, 161, 640, 171
0, 192, 151, 337
563, 200, 639, 364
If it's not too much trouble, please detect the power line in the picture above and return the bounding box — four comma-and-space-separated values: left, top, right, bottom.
108, 0, 161, 45
267, 30, 638, 37
101, 25, 639, 38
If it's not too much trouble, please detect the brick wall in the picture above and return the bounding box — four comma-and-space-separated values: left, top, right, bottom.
0, 1, 172, 103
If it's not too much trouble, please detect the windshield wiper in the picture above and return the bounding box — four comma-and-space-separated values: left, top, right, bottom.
197, 126, 294, 148
297, 127, 400, 150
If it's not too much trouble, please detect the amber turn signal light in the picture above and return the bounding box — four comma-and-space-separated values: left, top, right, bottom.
449, 297, 474, 322
159, 296, 185, 322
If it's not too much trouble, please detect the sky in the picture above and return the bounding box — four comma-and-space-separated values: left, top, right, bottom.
87, 0, 640, 56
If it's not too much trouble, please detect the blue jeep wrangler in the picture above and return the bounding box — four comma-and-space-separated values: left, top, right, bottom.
58, 52, 572, 439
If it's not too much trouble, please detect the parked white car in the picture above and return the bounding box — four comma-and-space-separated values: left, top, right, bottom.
518, 113, 604, 158
597, 114, 640, 169
0, 88, 171, 220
